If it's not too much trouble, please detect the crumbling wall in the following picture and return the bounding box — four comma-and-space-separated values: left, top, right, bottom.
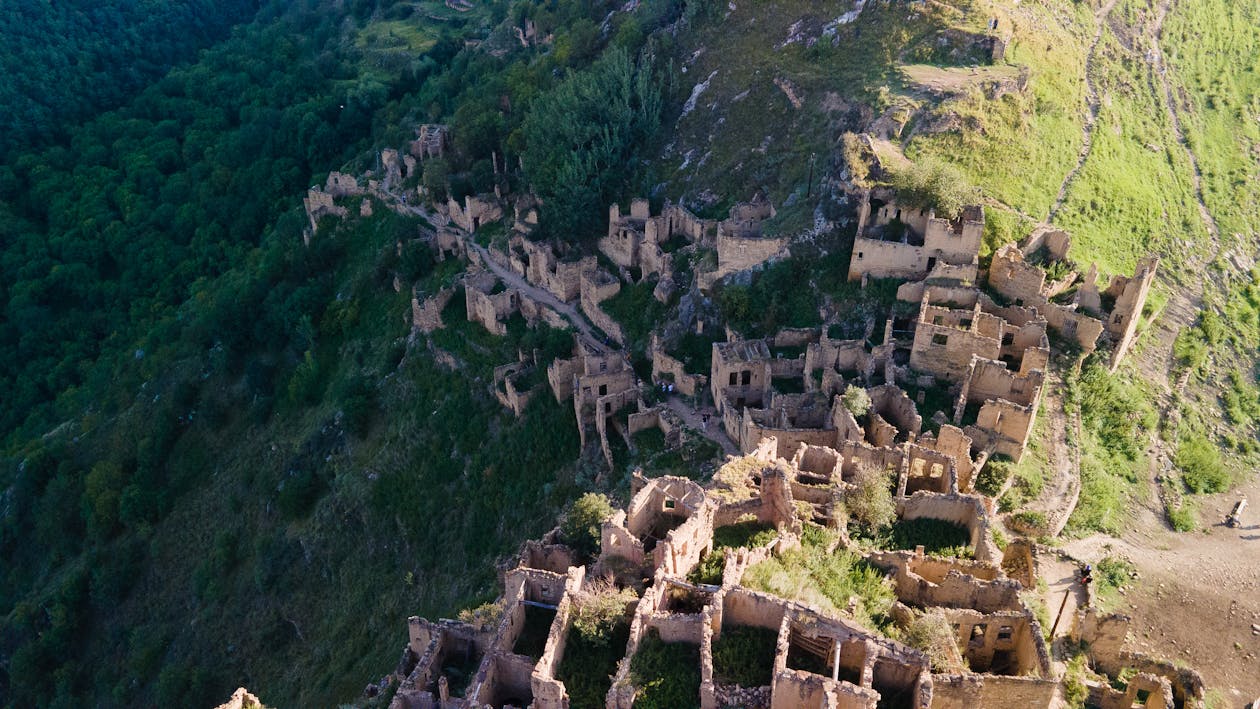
847, 195, 982, 282
409, 124, 449, 160
966, 398, 1036, 461
463, 273, 520, 336
941, 608, 1050, 678
927, 673, 1058, 709
867, 550, 1019, 613
411, 285, 456, 333
650, 334, 708, 397
579, 269, 624, 344
898, 493, 998, 563
1103, 256, 1158, 370
956, 356, 1044, 412
909, 302, 1003, 382
711, 339, 773, 415
448, 194, 504, 233
868, 384, 923, 441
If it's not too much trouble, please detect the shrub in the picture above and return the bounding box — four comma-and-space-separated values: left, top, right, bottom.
562, 493, 615, 557
890, 157, 974, 220
712, 520, 777, 550
629, 630, 701, 709
903, 610, 960, 672
1176, 432, 1230, 493
974, 459, 1013, 497
571, 581, 637, 646
847, 463, 896, 534
841, 385, 872, 418
712, 626, 778, 687
1166, 500, 1198, 532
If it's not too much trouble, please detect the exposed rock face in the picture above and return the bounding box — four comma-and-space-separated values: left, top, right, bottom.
214, 687, 268, 709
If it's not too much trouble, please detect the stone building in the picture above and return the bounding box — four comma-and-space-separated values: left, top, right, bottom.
847, 192, 984, 282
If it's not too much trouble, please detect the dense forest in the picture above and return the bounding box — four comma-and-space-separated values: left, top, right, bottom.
0, 0, 264, 157
0, 0, 706, 705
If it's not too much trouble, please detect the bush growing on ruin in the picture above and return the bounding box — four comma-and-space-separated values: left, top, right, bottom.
841, 385, 872, 418
890, 157, 973, 220
562, 492, 615, 556
847, 463, 896, 534
841, 132, 872, 187
458, 599, 505, 632
572, 578, 638, 646
903, 610, 962, 673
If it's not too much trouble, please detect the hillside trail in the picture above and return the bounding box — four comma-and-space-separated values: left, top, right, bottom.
1047, 0, 1120, 221
1129, 0, 1227, 515
1023, 378, 1082, 537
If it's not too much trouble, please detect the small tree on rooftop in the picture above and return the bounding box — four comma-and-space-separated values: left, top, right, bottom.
848, 463, 896, 535
841, 385, 872, 418
890, 157, 973, 220
903, 609, 963, 673
562, 492, 615, 556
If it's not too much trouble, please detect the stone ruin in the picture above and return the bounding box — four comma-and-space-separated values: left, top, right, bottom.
410, 124, 450, 161
986, 227, 1158, 370
598, 194, 790, 296
847, 191, 984, 284
302, 171, 365, 243
389, 437, 1184, 709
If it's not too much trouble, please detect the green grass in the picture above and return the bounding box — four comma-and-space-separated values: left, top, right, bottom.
556, 615, 632, 709
907, 0, 1092, 218
630, 630, 701, 709
880, 518, 973, 559
1065, 359, 1155, 535
1163, 0, 1260, 250
712, 626, 778, 687
602, 280, 669, 351
1175, 431, 1231, 494
742, 525, 895, 633
1093, 556, 1135, 611
713, 520, 778, 551
1053, 0, 1209, 275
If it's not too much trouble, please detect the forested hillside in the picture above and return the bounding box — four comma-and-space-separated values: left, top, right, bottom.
0, 0, 1257, 707
0, 0, 265, 157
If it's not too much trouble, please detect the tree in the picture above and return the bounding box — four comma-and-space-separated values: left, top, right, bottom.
847, 463, 896, 534
562, 492, 615, 556
521, 46, 663, 240
841, 385, 872, 418
421, 157, 450, 202
890, 158, 974, 220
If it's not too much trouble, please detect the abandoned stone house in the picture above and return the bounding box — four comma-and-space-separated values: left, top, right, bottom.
507, 235, 596, 303
410, 124, 450, 160
578, 268, 625, 344
986, 228, 1158, 371
847, 193, 984, 283
447, 193, 506, 233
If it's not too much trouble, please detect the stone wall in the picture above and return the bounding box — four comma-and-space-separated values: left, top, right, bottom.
909, 302, 1003, 382
579, 269, 625, 344
711, 339, 773, 415
898, 492, 998, 563
411, 285, 456, 333
1103, 256, 1158, 370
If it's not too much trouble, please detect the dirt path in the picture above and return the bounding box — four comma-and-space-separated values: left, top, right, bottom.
1048, 0, 1120, 221
662, 396, 739, 456
1039, 553, 1088, 641
1024, 385, 1082, 536
1062, 471, 1260, 702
